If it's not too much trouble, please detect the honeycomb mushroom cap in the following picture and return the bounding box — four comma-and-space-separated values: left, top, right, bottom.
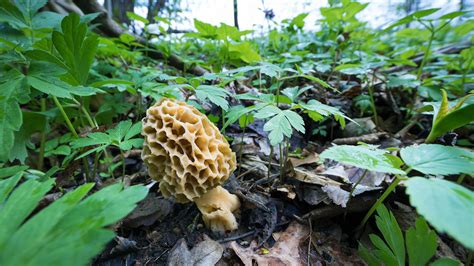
142, 98, 236, 202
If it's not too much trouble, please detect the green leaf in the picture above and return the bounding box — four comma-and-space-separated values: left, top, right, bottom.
320, 145, 405, 175
374, 205, 405, 266
0, 178, 55, 249
405, 177, 474, 250
400, 144, 474, 175
195, 85, 230, 111
425, 90, 474, 143
52, 13, 99, 85
13, 0, 48, 21
126, 12, 149, 24
0, 181, 148, 265
430, 258, 461, 266
0, 172, 23, 202
10, 111, 47, 162
406, 217, 437, 266
0, 166, 28, 179
0, 77, 27, 162
412, 8, 440, 18
358, 243, 382, 265
255, 106, 305, 146
228, 42, 261, 63
297, 99, 349, 128
439, 11, 467, 20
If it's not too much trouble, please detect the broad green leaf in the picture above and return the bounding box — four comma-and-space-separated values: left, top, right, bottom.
424, 90, 474, 143
405, 177, 474, 250
430, 258, 461, 266
400, 144, 474, 175
320, 145, 405, 174
228, 42, 261, 63
406, 217, 437, 266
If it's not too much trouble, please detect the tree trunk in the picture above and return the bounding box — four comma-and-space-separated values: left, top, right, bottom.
233, 0, 239, 29
146, 0, 167, 22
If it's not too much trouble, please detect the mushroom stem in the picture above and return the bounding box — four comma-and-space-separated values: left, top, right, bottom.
194, 186, 240, 232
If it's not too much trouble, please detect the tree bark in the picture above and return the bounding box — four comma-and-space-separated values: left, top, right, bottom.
71, 0, 208, 75
233, 0, 239, 29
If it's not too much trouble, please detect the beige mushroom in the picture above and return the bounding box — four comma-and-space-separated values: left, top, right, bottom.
141, 98, 240, 232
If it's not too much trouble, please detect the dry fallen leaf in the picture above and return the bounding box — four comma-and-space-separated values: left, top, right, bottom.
230, 222, 309, 266
289, 152, 319, 167
167, 236, 223, 266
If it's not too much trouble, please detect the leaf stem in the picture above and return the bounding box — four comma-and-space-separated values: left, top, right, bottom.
416, 31, 435, 80
38, 98, 47, 171
53, 96, 91, 180
358, 176, 402, 230
53, 96, 78, 138
348, 169, 368, 200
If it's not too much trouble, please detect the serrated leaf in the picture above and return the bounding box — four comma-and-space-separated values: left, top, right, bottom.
0, 77, 26, 161
52, 13, 98, 85
400, 144, 474, 175
320, 145, 405, 175
195, 85, 230, 111
406, 217, 437, 266
0, 181, 148, 265
405, 177, 474, 250
374, 205, 405, 266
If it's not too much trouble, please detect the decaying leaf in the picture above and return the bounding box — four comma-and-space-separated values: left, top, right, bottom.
230, 222, 309, 266
290, 167, 342, 186
167, 236, 223, 266
289, 151, 319, 167
322, 184, 380, 207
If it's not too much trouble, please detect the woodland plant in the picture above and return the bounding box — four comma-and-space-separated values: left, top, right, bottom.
0, 0, 473, 264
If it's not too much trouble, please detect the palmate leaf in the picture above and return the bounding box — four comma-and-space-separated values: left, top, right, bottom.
0, 173, 148, 265
400, 144, 474, 175
406, 217, 437, 266
195, 85, 230, 111
297, 99, 349, 128
254, 106, 305, 146
0, 71, 30, 162
51, 13, 99, 85
405, 177, 474, 250
320, 145, 405, 175
369, 205, 405, 266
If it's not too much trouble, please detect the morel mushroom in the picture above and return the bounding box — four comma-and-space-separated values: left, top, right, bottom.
142, 98, 240, 232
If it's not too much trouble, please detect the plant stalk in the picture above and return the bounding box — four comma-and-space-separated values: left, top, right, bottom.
416, 31, 435, 80
38, 98, 47, 170
358, 176, 402, 230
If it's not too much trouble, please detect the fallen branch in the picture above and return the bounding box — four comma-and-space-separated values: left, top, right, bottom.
332, 132, 390, 145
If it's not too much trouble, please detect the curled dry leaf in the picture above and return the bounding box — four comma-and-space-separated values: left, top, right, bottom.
230, 222, 309, 266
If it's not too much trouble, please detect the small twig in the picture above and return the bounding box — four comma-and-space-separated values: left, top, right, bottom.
332, 132, 389, 145
218, 230, 255, 243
